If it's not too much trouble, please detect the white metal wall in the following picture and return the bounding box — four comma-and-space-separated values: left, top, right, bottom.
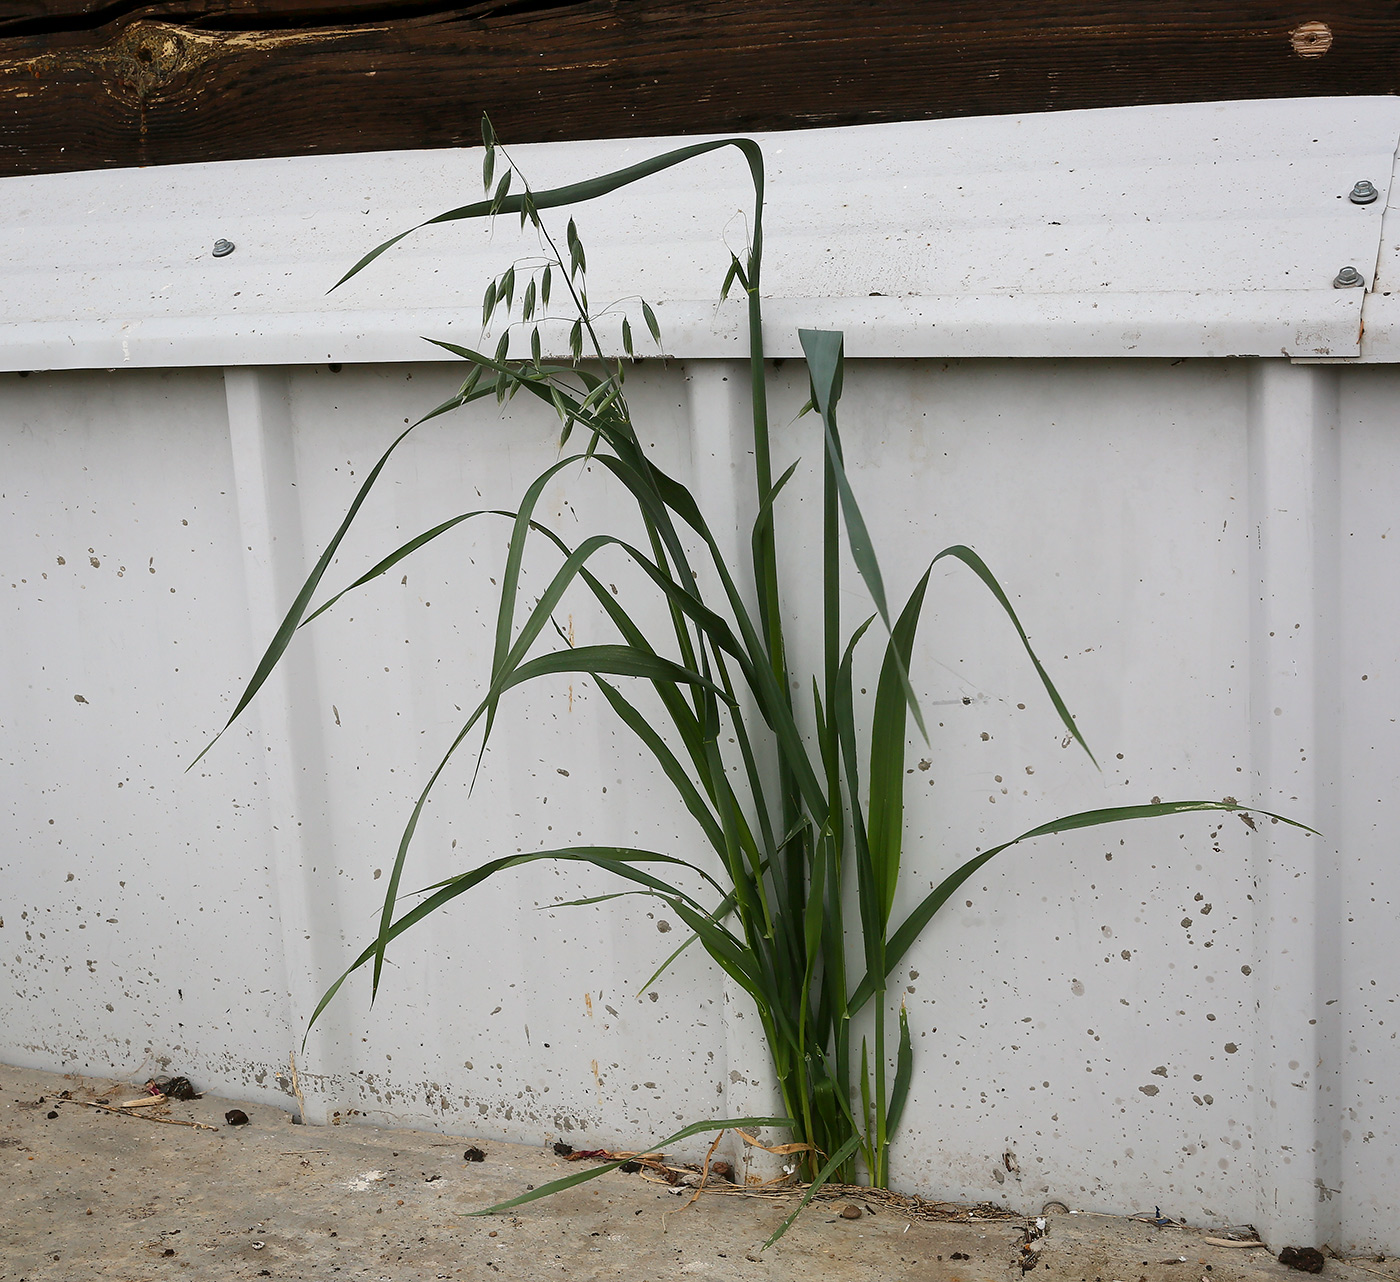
2, 98, 1399, 1253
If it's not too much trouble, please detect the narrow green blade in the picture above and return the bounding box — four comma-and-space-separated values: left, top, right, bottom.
885, 1003, 914, 1134
301, 509, 505, 625
593, 676, 725, 854
849, 800, 1317, 1012
306, 846, 725, 1038
799, 328, 926, 742
865, 569, 932, 926
364, 629, 734, 999
666, 895, 765, 1009
190, 394, 483, 769
932, 543, 1096, 766
332, 139, 765, 292
761, 1132, 863, 1249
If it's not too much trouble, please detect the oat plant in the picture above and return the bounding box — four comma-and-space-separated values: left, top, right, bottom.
197, 119, 1307, 1232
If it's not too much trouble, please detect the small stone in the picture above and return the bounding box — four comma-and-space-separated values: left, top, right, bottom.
839, 1203, 862, 1219
224, 1109, 249, 1126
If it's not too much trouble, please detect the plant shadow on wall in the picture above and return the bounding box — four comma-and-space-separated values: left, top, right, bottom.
195, 119, 1311, 1243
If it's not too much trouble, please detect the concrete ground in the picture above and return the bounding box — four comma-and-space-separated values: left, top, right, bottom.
3, 1064, 1394, 1282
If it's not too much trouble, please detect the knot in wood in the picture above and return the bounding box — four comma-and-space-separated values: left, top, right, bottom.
1289, 22, 1332, 58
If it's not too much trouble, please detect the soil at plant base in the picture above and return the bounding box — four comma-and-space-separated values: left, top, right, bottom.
4, 1064, 1395, 1282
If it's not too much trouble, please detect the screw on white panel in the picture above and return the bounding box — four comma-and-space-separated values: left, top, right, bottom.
1348, 180, 1378, 205
1332, 266, 1364, 289
212, 239, 235, 257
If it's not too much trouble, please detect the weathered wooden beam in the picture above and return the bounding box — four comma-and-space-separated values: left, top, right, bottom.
0, 3, 1396, 177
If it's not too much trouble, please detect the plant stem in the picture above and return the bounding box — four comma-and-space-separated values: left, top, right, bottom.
874, 998, 888, 1186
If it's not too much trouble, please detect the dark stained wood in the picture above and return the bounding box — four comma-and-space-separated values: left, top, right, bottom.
1, 2, 1397, 177
0, 1, 460, 31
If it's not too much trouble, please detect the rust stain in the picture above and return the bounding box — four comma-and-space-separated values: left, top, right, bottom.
1289, 21, 1332, 58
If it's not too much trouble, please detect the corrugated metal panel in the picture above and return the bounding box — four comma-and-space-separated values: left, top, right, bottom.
3, 98, 1400, 1255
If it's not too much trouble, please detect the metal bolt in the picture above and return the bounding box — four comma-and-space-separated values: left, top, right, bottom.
211, 239, 235, 257
1333, 265, 1364, 289
1348, 180, 1378, 205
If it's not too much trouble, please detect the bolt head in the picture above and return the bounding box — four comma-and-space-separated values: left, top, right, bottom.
1349, 180, 1378, 205
1333, 266, 1364, 289
212, 239, 235, 257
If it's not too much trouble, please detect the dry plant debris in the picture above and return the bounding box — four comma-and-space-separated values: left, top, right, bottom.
54, 1094, 218, 1132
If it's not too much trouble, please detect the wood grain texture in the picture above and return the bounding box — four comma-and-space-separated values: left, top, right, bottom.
1, 2, 1397, 177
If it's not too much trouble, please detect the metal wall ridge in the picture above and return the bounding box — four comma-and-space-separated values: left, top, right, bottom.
0, 288, 1378, 371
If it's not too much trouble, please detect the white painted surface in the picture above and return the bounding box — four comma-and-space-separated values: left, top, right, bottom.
1, 96, 1398, 367
2, 99, 1399, 1253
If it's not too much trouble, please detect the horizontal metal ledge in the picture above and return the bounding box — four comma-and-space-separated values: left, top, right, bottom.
0, 290, 1367, 371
